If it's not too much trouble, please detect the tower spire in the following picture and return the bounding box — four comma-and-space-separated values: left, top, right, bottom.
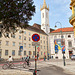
43, 0, 47, 8
40, 0, 49, 11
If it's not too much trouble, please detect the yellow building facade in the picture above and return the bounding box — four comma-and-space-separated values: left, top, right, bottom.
69, 0, 75, 38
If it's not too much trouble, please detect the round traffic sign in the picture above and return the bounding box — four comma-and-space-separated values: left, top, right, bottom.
32, 34, 40, 42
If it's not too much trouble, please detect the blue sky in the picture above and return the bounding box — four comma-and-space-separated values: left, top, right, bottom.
29, 0, 72, 29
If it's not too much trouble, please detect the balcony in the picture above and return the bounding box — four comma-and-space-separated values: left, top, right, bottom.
69, 14, 75, 25
70, 0, 75, 5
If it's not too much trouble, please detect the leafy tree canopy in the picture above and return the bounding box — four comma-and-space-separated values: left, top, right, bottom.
0, 0, 35, 33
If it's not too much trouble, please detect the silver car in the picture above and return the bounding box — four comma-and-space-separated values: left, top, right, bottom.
71, 55, 75, 60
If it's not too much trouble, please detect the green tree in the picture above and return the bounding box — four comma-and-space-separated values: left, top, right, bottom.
0, 0, 35, 33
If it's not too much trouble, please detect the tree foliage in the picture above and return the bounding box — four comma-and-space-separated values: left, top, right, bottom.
0, 0, 35, 33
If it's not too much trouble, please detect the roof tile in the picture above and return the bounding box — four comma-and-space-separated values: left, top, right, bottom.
51, 27, 73, 33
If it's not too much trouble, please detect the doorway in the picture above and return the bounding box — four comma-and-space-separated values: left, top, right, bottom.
69, 51, 73, 58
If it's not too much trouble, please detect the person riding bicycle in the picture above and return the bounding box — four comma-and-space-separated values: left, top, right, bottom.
7, 56, 13, 65
25, 55, 29, 66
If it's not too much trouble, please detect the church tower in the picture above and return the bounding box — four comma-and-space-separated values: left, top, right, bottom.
40, 0, 50, 34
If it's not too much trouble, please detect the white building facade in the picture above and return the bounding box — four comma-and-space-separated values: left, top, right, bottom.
50, 27, 75, 59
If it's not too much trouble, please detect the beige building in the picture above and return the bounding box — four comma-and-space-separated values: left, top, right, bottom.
0, 23, 53, 59
0, 0, 54, 59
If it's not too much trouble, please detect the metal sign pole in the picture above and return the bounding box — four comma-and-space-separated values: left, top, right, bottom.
63, 53, 66, 66
33, 46, 37, 75
35, 46, 37, 75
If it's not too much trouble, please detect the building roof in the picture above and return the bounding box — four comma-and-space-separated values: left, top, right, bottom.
26, 24, 47, 35
33, 23, 54, 32
51, 27, 73, 33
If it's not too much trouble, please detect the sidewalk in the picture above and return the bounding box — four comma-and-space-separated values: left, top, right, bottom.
45, 59, 75, 75
0, 70, 33, 75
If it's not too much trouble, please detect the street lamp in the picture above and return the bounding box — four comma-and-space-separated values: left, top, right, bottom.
55, 21, 66, 66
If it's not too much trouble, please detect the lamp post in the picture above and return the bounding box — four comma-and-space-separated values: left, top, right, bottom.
55, 21, 66, 66
47, 34, 49, 60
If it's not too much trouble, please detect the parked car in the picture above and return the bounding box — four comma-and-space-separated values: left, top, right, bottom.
0, 58, 4, 61
71, 55, 75, 60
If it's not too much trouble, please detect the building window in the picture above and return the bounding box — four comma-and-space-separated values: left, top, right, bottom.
68, 41, 72, 47
61, 35, 64, 38
18, 51, 21, 56
12, 50, 15, 56
54, 35, 57, 39
46, 12, 48, 18
68, 35, 71, 38
42, 24, 44, 26
5, 33, 9, 37
29, 51, 31, 55
24, 36, 26, 40
40, 35, 42, 38
41, 52, 42, 55
43, 36, 45, 39
11, 34, 15, 38
29, 44, 31, 48
44, 46, 45, 49
6, 41, 9, 46
33, 46, 35, 48
19, 30, 22, 34
41, 40, 42, 43
19, 35, 21, 39
29, 37, 31, 41
19, 42, 21, 46
0, 40, 2, 45
74, 6, 75, 11
24, 43, 26, 47
44, 41, 45, 44
24, 51, 26, 55
13, 42, 15, 46
5, 50, 8, 55
29, 32, 31, 36
42, 13, 44, 18
41, 45, 42, 49
33, 51, 35, 55
24, 31, 26, 34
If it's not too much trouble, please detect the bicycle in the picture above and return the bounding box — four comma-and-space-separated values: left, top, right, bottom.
2, 62, 15, 70
23, 61, 31, 68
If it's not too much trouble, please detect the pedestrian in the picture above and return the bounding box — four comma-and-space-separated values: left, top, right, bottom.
44, 55, 46, 61
25, 55, 29, 66
48, 55, 49, 60
22, 57, 23, 61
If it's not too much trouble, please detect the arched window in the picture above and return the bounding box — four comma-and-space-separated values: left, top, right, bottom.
61, 35, 64, 38
68, 35, 71, 38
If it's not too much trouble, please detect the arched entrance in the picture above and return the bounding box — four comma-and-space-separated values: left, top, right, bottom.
69, 51, 73, 58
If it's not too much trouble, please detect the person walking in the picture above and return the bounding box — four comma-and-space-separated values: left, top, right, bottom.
25, 55, 29, 66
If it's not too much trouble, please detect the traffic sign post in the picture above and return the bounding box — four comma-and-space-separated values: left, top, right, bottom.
32, 34, 40, 75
